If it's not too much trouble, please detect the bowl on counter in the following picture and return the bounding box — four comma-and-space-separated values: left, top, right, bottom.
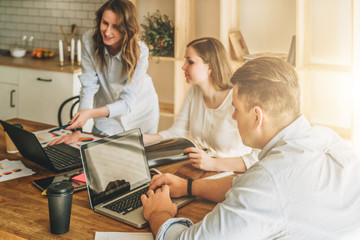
10, 47, 26, 58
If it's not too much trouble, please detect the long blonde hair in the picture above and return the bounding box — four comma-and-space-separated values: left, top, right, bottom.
93, 0, 140, 82
187, 37, 233, 91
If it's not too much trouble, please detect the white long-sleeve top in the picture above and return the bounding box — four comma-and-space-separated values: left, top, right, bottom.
159, 85, 258, 168
156, 115, 360, 240
78, 30, 159, 135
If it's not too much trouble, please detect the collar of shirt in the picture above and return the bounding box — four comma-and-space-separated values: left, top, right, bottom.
258, 114, 310, 160
104, 46, 122, 60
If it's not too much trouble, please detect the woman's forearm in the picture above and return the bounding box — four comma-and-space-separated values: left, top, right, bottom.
212, 157, 247, 173
143, 134, 163, 145
91, 106, 110, 119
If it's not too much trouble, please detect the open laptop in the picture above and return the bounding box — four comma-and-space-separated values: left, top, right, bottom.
80, 128, 194, 228
0, 120, 82, 173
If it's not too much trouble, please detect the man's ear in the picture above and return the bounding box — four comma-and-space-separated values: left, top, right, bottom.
253, 106, 263, 127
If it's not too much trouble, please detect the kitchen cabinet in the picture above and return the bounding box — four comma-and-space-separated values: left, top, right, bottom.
18, 68, 81, 125
0, 66, 19, 120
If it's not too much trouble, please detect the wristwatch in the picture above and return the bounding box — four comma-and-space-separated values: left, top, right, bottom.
71, 128, 83, 133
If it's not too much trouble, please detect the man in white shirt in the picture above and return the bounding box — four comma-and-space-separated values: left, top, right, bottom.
141, 57, 360, 239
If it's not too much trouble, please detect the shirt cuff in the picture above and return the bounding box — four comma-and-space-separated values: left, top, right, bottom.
156, 218, 194, 240
106, 100, 129, 118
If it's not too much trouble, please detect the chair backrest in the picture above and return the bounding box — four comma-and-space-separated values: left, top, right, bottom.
57, 95, 80, 126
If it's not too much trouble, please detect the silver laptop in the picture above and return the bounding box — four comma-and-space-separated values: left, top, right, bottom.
80, 128, 194, 228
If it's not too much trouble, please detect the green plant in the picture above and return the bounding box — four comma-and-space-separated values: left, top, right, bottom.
141, 10, 174, 57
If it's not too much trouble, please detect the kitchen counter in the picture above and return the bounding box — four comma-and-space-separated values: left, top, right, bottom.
0, 53, 81, 74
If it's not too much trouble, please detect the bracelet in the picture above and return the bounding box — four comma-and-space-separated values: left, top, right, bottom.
71, 128, 83, 133
187, 178, 194, 197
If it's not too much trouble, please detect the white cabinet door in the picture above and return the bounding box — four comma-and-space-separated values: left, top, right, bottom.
0, 66, 19, 120
0, 83, 18, 120
18, 69, 80, 125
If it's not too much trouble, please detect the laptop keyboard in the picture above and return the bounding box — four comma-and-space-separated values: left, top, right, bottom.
44, 146, 81, 169
104, 186, 149, 215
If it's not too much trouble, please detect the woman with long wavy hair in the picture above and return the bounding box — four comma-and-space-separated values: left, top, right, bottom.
51, 0, 159, 145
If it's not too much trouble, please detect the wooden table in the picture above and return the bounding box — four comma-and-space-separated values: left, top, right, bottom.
0, 119, 217, 239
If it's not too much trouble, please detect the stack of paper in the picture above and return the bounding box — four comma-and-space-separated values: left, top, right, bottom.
0, 159, 35, 182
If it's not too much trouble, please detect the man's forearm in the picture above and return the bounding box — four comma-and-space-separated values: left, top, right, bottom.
148, 211, 173, 237
192, 176, 233, 203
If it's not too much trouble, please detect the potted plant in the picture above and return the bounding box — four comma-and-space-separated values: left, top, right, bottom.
141, 10, 174, 57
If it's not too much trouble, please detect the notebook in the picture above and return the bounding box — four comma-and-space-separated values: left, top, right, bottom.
80, 128, 194, 228
0, 120, 82, 173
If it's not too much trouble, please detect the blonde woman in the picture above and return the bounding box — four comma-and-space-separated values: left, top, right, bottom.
144, 38, 258, 172
51, 0, 159, 145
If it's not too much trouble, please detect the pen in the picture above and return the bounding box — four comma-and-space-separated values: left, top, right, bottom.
48, 124, 70, 133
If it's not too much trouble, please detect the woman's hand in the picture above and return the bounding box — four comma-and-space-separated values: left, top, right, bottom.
48, 131, 81, 146
69, 109, 94, 128
48, 109, 91, 146
185, 147, 216, 171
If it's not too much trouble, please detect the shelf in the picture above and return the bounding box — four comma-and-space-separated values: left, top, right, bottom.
149, 56, 184, 62
159, 102, 174, 115
134, 0, 194, 131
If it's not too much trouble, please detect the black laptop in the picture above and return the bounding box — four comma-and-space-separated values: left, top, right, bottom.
0, 120, 82, 172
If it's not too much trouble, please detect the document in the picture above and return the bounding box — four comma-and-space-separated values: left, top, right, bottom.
95, 232, 154, 240
33, 128, 100, 149
0, 159, 35, 182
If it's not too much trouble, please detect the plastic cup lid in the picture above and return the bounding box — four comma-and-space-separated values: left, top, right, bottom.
47, 181, 74, 196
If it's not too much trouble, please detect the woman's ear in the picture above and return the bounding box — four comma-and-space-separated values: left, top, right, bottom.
208, 65, 212, 76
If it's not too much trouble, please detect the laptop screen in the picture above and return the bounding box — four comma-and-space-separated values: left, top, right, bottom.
80, 128, 151, 207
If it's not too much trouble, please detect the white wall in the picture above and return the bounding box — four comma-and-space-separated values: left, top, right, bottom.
195, 0, 220, 39
239, 0, 296, 54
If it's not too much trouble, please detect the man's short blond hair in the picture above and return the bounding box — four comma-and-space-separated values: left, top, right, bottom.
230, 57, 301, 119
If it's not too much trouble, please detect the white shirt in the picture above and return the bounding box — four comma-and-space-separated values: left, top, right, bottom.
78, 30, 159, 135
156, 115, 360, 239
159, 85, 258, 168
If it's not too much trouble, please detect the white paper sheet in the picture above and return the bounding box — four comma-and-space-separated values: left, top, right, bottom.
0, 159, 35, 182
95, 232, 154, 240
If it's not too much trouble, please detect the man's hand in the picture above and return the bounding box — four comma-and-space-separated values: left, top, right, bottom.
148, 173, 188, 198
141, 185, 177, 236
141, 185, 177, 220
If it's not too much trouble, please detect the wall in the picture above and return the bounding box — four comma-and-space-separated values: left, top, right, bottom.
0, 0, 106, 51
196, 0, 220, 39
239, 0, 296, 54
